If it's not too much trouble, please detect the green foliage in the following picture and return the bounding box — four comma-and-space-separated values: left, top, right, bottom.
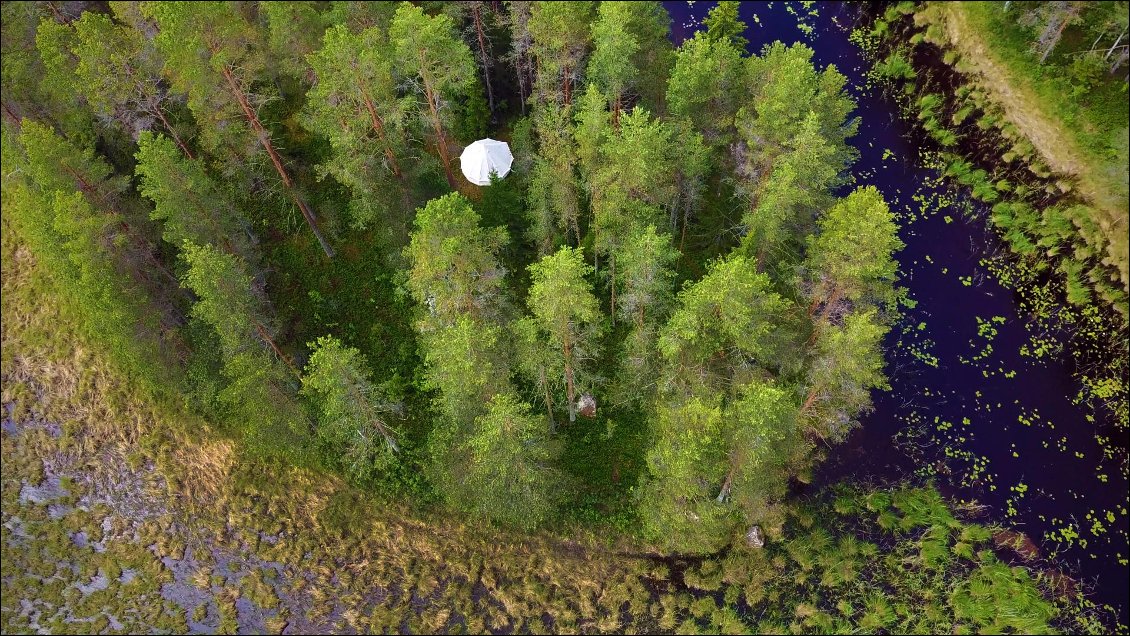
702, 1, 749, 51
70, 12, 185, 147
802, 309, 890, 441
806, 186, 904, 315
261, 1, 329, 78
5, 121, 166, 389
180, 242, 306, 455
523, 247, 602, 424
667, 32, 745, 149
302, 335, 400, 481
639, 396, 732, 553
389, 3, 477, 182
135, 131, 253, 261
143, 1, 265, 157
527, 1, 595, 104
303, 22, 409, 233
465, 392, 561, 529
659, 255, 787, 393
405, 193, 508, 326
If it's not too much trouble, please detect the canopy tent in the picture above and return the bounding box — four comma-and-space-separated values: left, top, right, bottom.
459, 138, 514, 186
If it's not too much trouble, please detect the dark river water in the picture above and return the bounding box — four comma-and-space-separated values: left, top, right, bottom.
663, 0, 1129, 620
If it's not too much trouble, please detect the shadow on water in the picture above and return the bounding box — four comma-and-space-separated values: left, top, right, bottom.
664, 0, 1128, 620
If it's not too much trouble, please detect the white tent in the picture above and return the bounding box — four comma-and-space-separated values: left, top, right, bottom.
459, 138, 514, 186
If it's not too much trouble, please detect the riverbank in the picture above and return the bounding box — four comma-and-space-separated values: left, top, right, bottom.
917, 1, 1129, 312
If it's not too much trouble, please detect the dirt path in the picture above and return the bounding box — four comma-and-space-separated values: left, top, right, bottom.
930, 3, 1128, 285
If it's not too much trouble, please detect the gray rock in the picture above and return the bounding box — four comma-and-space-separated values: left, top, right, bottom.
746, 525, 765, 548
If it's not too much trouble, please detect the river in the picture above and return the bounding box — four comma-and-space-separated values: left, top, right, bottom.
663, 0, 1129, 620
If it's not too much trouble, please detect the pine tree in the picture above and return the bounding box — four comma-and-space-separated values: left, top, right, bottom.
143, 1, 335, 257
180, 242, 306, 453
303, 23, 409, 234
404, 193, 508, 326
658, 255, 788, 396
5, 122, 172, 388
261, 1, 328, 80
135, 131, 254, 262
302, 335, 400, 481
36, 15, 98, 141
587, 1, 673, 120
527, 1, 595, 106
740, 113, 842, 269
703, 1, 749, 51
528, 101, 582, 249
639, 395, 732, 553
70, 12, 193, 157
800, 309, 889, 441
666, 32, 745, 150
524, 246, 602, 424
389, 3, 477, 188
613, 223, 679, 403
804, 186, 903, 321
588, 2, 640, 124
465, 392, 560, 529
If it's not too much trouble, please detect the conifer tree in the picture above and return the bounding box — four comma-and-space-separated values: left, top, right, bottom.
404, 193, 508, 327
613, 223, 679, 402
800, 309, 889, 441
261, 1, 328, 80
303, 23, 409, 234
70, 12, 193, 157
527, 1, 595, 105
639, 395, 732, 553
389, 3, 477, 188
135, 131, 254, 262
528, 102, 582, 250
523, 246, 602, 424
180, 242, 306, 451
33, 14, 94, 144
703, 0, 749, 51
804, 186, 903, 320
666, 32, 745, 150
143, 1, 335, 257
465, 392, 561, 529
302, 335, 400, 481
658, 255, 788, 396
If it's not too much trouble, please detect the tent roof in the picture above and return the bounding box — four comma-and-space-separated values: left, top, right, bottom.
459, 138, 513, 186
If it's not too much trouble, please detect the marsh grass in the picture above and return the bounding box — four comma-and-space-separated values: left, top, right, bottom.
3, 221, 1121, 633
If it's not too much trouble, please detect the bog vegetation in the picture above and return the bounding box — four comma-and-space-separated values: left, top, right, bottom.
1, 1, 1123, 633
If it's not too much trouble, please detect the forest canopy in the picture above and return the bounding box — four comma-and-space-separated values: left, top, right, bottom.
0, 0, 903, 553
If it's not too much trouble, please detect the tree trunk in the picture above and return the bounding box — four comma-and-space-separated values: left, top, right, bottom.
562, 63, 572, 105
610, 253, 616, 324
800, 385, 820, 416
420, 71, 456, 188
1105, 30, 1126, 59
218, 64, 334, 257
540, 366, 555, 433
1038, 3, 1082, 64
716, 468, 734, 503
564, 336, 576, 423
151, 106, 194, 160
471, 5, 496, 113
254, 321, 299, 379
1110, 46, 1128, 73
358, 82, 402, 177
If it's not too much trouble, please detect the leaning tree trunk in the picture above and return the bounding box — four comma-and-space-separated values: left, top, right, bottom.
564, 336, 577, 423
471, 4, 496, 113
420, 72, 456, 188
219, 64, 335, 257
